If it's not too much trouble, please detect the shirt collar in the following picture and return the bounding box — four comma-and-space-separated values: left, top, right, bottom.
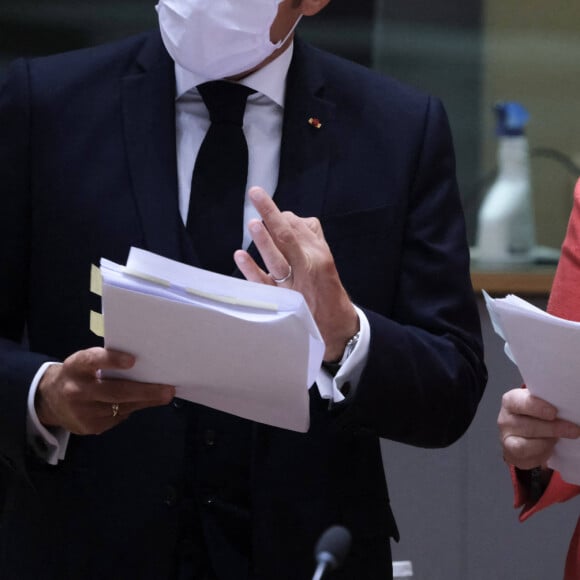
174, 42, 294, 108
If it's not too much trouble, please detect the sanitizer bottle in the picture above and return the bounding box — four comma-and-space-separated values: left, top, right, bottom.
475, 102, 535, 264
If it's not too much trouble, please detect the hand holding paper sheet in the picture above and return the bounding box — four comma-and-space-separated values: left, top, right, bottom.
485, 291, 580, 483
98, 248, 327, 432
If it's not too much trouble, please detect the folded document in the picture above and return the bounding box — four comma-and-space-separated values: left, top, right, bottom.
98, 248, 326, 432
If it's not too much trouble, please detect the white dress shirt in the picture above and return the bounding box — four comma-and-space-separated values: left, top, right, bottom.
27, 42, 370, 465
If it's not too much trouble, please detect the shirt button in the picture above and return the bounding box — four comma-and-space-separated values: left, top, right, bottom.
203, 429, 217, 447
164, 485, 179, 507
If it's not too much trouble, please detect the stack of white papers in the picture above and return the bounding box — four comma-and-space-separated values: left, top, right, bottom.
485, 292, 580, 484
98, 247, 326, 432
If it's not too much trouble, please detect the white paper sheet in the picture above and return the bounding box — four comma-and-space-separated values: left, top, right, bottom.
484, 291, 580, 483
99, 247, 326, 432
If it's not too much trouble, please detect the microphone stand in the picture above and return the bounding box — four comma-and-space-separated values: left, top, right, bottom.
312, 562, 327, 580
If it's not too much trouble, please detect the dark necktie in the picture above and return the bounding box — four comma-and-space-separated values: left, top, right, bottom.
186, 81, 255, 275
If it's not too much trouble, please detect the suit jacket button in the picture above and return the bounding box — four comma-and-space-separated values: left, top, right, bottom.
203, 429, 217, 447
172, 398, 183, 409
164, 485, 179, 507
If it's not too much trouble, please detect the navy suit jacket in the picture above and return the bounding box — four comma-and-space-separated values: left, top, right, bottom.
0, 31, 486, 579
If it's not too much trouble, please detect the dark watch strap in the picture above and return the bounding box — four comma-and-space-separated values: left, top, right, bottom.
322, 361, 341, 377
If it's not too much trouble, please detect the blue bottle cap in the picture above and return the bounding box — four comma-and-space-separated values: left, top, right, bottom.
494, 101, 530, 136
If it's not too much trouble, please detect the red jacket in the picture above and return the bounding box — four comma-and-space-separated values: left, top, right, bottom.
512, 178, 580, 579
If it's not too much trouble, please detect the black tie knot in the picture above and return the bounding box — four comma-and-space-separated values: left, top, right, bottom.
197, 81, 255, 127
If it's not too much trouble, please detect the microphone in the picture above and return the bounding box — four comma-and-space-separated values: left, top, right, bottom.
311, 525, 352, 580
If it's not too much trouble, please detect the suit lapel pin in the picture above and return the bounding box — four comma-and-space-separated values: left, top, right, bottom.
308, 117, 322, 129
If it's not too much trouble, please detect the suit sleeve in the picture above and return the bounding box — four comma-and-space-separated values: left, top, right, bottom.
0, 60, 56, 477
511, 178, 580, 517
341, 96, 487, 447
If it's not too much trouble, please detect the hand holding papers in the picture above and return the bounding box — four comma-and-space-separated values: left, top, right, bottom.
485, 292, 580, 483
98, 248, 326, 432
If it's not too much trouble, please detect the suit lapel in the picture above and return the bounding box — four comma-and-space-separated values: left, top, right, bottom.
275, 38, 336, 216
247, 37, 337, 267
121, 32, 195, 264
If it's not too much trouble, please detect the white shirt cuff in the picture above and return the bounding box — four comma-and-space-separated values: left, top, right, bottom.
316, 305, 370, 403
26, 361, 70, 465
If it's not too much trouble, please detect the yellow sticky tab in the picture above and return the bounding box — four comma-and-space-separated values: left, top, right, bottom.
90, 264, 103, 296
185, 287, 278, 311
90, 311, 104, 337
123, 268, 171, 288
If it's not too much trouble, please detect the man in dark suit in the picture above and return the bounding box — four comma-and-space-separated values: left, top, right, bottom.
0, 0, 487, 578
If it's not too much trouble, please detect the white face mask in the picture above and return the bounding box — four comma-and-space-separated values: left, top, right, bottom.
156, 0, 301, 80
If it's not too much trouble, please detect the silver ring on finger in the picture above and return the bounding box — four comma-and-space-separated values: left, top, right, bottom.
270, 265, 293, 285
111, 403, 120, 418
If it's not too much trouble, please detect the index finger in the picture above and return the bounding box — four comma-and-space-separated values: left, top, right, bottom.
65, 347, 135, 375
248, 187, 283, 228
96, 379, 176, 405
503, 388, 558, 421
248, 187, 307, 267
